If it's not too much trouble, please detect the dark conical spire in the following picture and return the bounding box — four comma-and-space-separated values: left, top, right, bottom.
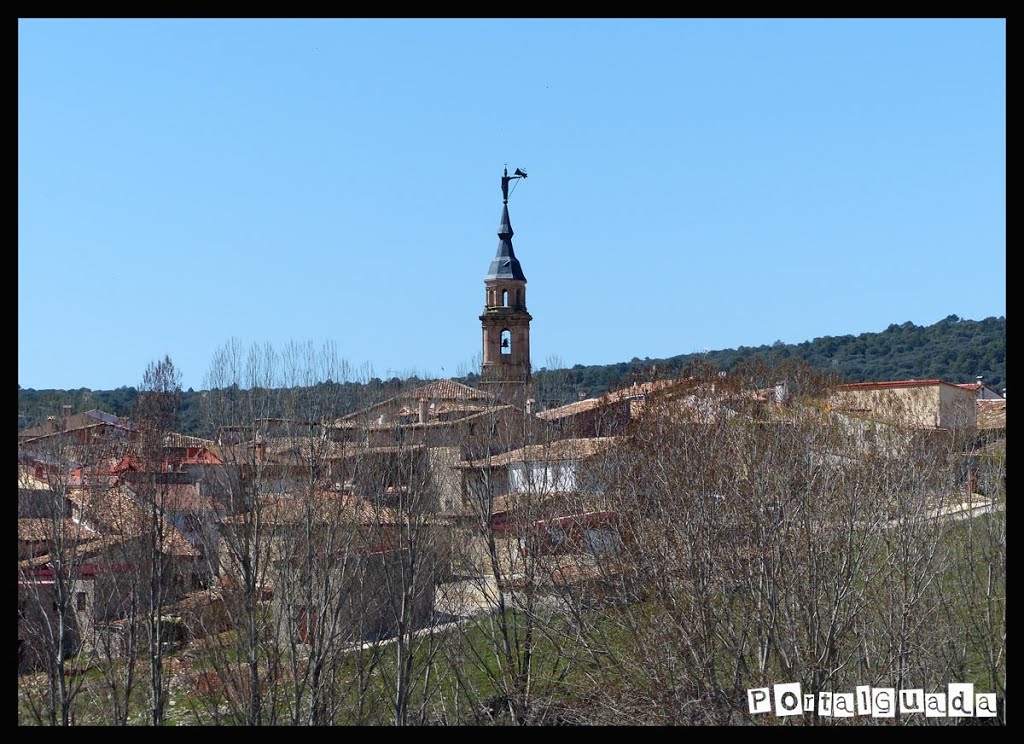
486, 203, 526, 280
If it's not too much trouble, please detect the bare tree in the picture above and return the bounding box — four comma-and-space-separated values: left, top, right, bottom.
18, 408, 127, 724
129, 356, 184, 725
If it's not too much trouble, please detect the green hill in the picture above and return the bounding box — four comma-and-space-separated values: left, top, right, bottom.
523, 314, 1005, 403
18, 315, 1005, 434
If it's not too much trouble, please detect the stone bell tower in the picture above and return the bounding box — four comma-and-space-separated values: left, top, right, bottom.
479, 167, 532, 404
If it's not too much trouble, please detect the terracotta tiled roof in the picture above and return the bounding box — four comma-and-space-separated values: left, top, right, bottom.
254, 437, 350, 461
338, 379, 497, 423
537, 379, 690, 421
163, 433, 216, 448
976, 400, 1006, 430
18, 518, 97, 544
18, 530, 196, 574
18, 423, 137, 454
955, 383, 1005, 399
457, 437, 619, 469
407, 380, 496, 401
335, 404, 517, 431
19, 409, 136, 440
219, 493, 408, 527
156, 483, 216, 512
66, 485, 198, 557
329, 443, 427, 458
455, 491, 614, 525
536, 397, 608, 420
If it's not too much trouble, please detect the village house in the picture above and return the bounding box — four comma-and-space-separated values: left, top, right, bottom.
955, 379, 1005, 400
454, 436, 620, 503
830, 379, 977, 431
450, 437, 622, 579
18, 408, 138, 446
18, 519, 199, 671
214, 492, 438, 645
537, 379, 694, 437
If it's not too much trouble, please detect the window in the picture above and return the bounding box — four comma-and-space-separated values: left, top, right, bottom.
500, 329, 512, 355
76, 592, 87, 612
502, 290, 509, 307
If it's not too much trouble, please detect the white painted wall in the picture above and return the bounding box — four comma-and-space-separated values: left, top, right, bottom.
508, 460, 578, 493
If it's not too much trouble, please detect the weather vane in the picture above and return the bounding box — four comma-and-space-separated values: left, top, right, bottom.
501, 165, 528, 204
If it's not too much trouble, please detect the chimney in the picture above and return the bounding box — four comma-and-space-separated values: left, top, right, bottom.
525, 398, 535, 415
62, 404, 72, 416
254, 433, 265, 463
418, 397, 429, 424
61, 404, 73, 430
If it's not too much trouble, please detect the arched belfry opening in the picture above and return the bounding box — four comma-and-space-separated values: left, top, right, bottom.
502, 290, 509, 307
500, 329, 512, 355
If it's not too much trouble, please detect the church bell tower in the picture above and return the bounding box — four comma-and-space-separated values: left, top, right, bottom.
479, 167, 532, 404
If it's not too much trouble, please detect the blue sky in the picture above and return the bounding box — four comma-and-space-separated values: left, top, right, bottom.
19, 19, 1005, 391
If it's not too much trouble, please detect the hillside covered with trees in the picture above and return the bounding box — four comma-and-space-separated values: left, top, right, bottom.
523, 314, 1006, 403
18, 315, 1005, 434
